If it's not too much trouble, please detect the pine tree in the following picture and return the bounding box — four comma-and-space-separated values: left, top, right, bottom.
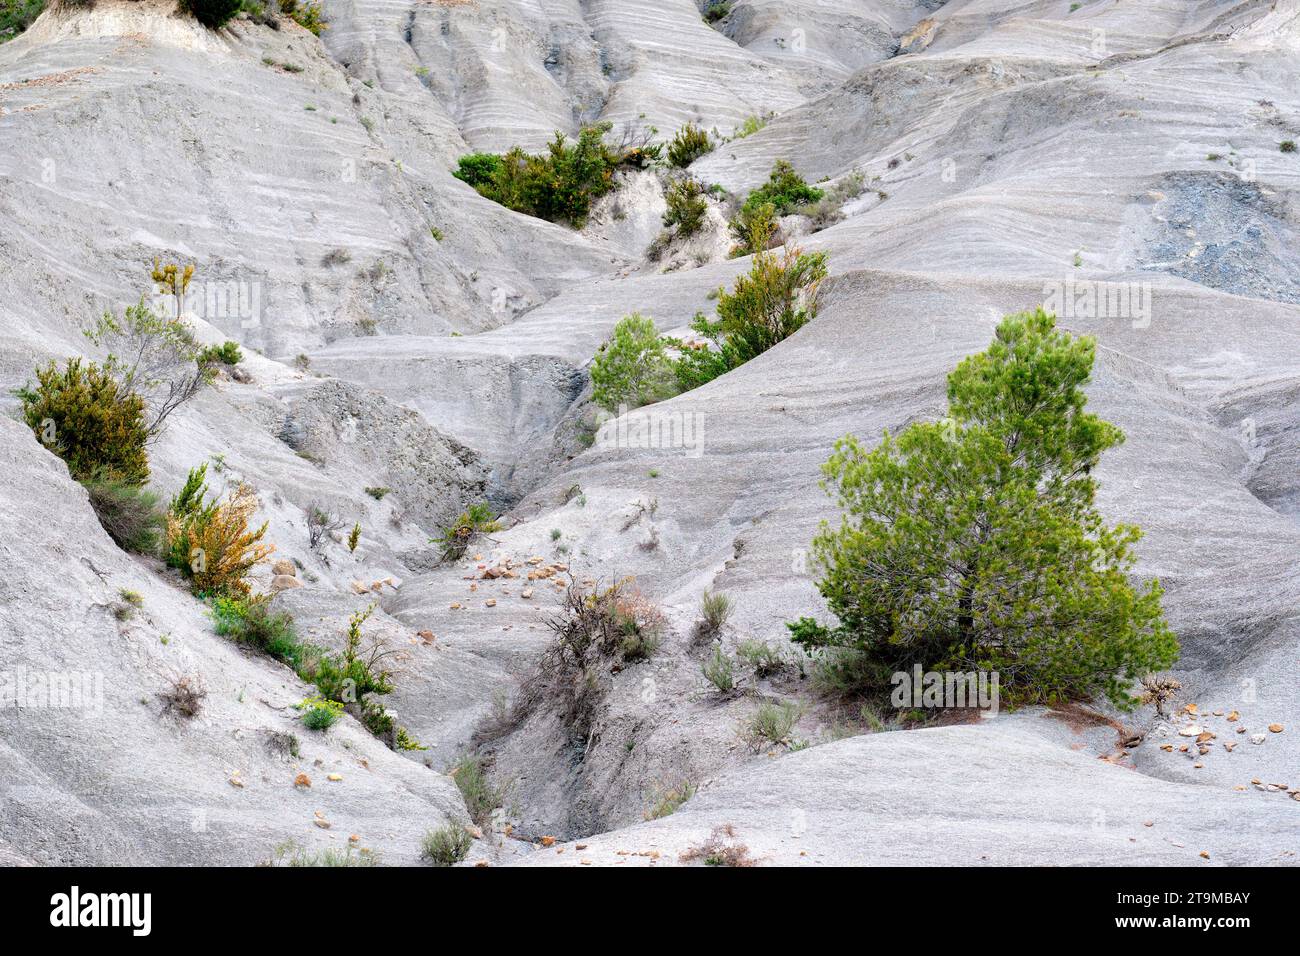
789, 309, 1177, 708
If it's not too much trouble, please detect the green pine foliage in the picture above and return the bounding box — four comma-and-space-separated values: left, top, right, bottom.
673, 217, 827, 391
667, 123, 713, 168
589, 313, 677, 412
788, 309, 1178, 708
663, 178, 708, 238
740, 160, 823, 218
452, 123, 623, 227
180, 0, 242, 29
18, 358, 150, 485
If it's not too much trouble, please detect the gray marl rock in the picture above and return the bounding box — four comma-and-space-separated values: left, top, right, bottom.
1, 0, 1299, 867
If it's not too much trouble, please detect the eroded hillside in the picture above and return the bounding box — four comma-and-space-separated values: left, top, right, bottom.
1, 0, 1298, 866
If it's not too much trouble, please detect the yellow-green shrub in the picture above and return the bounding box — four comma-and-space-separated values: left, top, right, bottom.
166, 464, 273, 597
18, 358, 149, 484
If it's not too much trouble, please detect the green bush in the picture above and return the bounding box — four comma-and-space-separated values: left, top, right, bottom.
667, 123, 713, 168
701, 645, 735, 693
422, 823, 472, 866
740, 160, 823, 217
746, 699, 801, 747
86, 293, 209, 439
673, 218, 827, 391
84, 475, 166, 554
299, 696, 343, 730
18, 358, 150, 485
589, 313, 677, 412
181, 0, 242, 29
439, 503, 501, 560
164, 464, 272, 597
452, 152, 505, 188
787, 309, 1178, 708
449, 754, 508, 828
211, 594, 307, 665
737, 639, 785, 678
692, 589, 733, 643
703, 3, 731, 24
663, 178, 708, 238
198, 341, 243, 366
280, 0, 325, 34
451, 123, 622, 227
302, 604, 424, 750
0, 0, 44, 44
727, 200, 778, 255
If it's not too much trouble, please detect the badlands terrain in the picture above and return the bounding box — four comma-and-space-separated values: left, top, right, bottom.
1, 0, 1298, 867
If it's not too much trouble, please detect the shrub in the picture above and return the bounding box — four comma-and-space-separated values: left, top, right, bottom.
787, 309, 1178, 708
644, 780, 695, 820
746, 699, 801, 747
589, 313, 678, 412
732, 114, 767, 139
702, 644, 736, 693
439, 503, 501, 560
165, 464, 273, 597
364, 486, 391, 500
515, 579, 665, 737
740, 160, 823, 218
198, 341, 243, 366
159, 673, 208, 719
702, 3, 731, 25
280, 0, 325, 34
422, 823, 472, 866
681, 824, 757, 866
1139, 673, 1181, 717
673, 218, 827, 391
307, 504, 344, 552
18, 358, 149, 484
663, 178, 708, 238
180, 0, 241, 30
264, 840, 378, 867
1281, 140, 1296, 153
449, 754, 508, 828
452, 152, 505, 189
211, 594, 305, 665
804, 171, 867, 231
451, 123, 623, 227
308, 604, 390, 702
737, 639, 785, 678
727, 200, 779, 255
667, 123, 713, 168
692, 589, 733, 644
303, 604, 423, 750
84, 475, 166, 554
86, 291, 209, 438
0, 0, 44, 43
348, 522, 361, 552
299, 696, 344, 730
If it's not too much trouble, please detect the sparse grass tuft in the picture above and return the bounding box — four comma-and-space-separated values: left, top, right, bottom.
702, 644, 736, 693
422, 823, 472, 866
745, 698, 801, 748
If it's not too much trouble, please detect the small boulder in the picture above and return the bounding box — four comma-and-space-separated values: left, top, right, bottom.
271, 574, 303, 591
272, 558, 296, 577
